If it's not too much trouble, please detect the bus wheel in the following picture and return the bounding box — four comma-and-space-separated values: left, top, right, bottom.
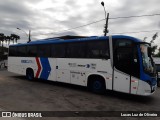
88, 78, 106, 94
26, 69, 34, 80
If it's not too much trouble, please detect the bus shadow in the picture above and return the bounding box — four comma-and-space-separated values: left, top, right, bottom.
11, 75, 88, 92
105, 90, 155, 104
11, 75, 155, 104
0, 68, 7, 71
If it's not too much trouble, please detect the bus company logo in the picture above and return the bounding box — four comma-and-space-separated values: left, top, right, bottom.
68, 63, 77, 67
1, 112, 42, 118
86, 64, 90, 68
85, 64, 96, 69
2, 112, 11, 117
90, 63, 96, 69
21, 60, 34, 64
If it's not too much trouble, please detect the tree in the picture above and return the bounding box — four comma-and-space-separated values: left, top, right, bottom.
0, 33, 20, 56
10, 34, 20, 43
0, 33, 6, 54
151, 32, 158, 44
155, 48, 160, 57
0, 33, 5, 47
143, 37, 147, 42
5, 36, 11, 45
149, 32, 158, 55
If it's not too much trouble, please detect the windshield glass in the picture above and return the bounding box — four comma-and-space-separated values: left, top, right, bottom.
140, 44, 154, 74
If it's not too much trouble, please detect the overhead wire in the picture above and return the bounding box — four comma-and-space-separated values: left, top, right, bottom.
111, 29, 160, 35
31, 13, 160, 36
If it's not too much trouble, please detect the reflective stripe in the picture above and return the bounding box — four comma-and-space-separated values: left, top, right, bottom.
35, 57, 41, 78
40, 58, 51, 80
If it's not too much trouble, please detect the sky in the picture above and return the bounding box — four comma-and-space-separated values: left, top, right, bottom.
0, 0, 160, 45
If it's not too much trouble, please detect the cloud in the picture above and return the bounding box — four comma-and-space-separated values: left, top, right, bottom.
0, 0, 159, 44
0, 0, 37, 36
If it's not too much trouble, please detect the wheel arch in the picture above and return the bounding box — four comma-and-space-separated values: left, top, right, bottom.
26, 67, 35, 76
87, 73, 107, 88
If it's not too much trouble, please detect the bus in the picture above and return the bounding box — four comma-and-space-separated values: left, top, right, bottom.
8, 35, 157, 96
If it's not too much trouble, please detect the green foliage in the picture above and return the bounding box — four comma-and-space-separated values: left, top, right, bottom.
0, 33, 20, 46
0, 33, 20, 54
154, 48, 160, 57
151, 45, 158, 55
149, 32, 158, 56
0, 46, 8, 60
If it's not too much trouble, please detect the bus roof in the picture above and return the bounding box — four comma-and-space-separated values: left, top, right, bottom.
10, 35, 142, 46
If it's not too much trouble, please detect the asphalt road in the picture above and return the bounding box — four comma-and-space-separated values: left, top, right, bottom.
0, 68, 160, 120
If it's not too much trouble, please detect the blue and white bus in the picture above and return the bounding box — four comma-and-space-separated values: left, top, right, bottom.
8, 35, 157, 96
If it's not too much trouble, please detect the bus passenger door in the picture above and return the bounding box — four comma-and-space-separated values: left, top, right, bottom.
113, 39, 133, 93
113, 47, 131, 93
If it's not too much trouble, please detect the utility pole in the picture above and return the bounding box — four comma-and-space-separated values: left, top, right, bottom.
101, 1, 109, 36
28, 30, 31, 43
17, 28, 31, 43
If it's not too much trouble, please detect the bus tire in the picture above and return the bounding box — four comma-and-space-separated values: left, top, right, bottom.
26, 69, 34, 80
88, 76, 106, 94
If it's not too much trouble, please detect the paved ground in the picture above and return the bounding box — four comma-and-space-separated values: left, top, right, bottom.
0, 68, 160, 120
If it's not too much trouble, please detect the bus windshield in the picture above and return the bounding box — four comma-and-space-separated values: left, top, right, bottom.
140, 44, 154, 74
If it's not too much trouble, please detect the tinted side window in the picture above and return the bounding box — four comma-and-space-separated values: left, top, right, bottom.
38, 44, 50, 57
114, 47, 132, 74
87, 40, 109, 59
113, 39, 133, 50
9, 46, 17, 56
27, 45, 37, 57
131, 46, 140, 78
51, 44, 66, 58
17, 46, 27, 57
113, 39, 133, 74
67, 42, 86, 58
113, 39, 140, 78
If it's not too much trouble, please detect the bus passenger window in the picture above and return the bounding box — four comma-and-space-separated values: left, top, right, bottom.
87, 40, 109, 59
51, 44, 66, 58
9, 46, 17, 56
66, 42, 86, 58
114, 47, 132, 74
38, 44, 50, 57
113, 39, 140, 78
17, 46, 27, 57
27, 45, 37, 57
